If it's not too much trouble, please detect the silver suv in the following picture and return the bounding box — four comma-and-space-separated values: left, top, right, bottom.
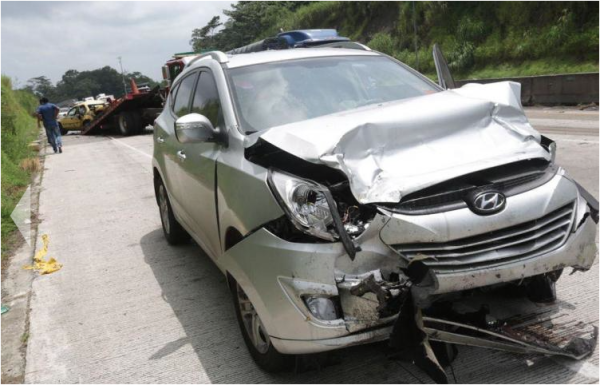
152, 47, 598, 371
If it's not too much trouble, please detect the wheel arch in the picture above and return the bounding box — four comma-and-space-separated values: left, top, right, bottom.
224, 226, 244, 252
153, 167, 164, 205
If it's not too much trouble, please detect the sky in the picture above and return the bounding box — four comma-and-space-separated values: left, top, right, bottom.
1, 1, 233, 87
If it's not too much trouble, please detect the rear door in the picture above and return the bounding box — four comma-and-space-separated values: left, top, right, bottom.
433, 44, 456, 89
177, 70, 222, 258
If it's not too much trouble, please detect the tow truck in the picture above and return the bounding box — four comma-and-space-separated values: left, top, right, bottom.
61, 78, 163, 136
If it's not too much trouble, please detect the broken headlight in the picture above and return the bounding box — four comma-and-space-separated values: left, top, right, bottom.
268, 170, 336, 241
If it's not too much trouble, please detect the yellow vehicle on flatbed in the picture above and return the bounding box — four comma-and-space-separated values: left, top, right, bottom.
58, 100, 108, 135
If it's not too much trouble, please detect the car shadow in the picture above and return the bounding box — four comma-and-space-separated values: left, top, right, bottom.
140, 228, 586, 383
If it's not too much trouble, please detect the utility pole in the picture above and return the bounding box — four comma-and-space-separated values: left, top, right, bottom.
117, 56, 127, 96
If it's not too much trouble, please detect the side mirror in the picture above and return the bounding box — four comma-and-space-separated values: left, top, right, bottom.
175, 113, 216, 143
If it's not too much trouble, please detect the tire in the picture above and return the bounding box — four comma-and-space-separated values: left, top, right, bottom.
232, 279, 293, 372
132, 112, 145, 134
82, 120, 91, 132
156, 179, 190, 245
59, 123, 67, 136
118, 111, 138, 136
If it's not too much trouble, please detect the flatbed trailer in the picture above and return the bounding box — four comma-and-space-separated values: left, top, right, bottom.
81, 81, 163, 136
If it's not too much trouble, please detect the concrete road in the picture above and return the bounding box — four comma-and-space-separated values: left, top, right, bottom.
24, 108, 599, 383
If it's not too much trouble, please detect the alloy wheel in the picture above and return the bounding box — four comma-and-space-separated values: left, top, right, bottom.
237, 284, 270, 354
158, 184, 170, 234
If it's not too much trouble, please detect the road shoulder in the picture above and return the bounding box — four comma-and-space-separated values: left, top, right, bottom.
1, 157, 45, 383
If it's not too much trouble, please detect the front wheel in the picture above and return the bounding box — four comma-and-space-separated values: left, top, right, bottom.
232, 280, 293, 372
59, 123, 67, 136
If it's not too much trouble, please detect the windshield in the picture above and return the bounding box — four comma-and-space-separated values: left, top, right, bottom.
228, 56, 439, 133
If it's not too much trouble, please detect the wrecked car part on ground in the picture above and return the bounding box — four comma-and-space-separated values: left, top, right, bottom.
152, 41, 599, 375
387, 293, 598, 383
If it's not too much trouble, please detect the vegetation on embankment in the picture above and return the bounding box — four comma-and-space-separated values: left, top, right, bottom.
191, 2, 599, 80
1, 76, 39, 256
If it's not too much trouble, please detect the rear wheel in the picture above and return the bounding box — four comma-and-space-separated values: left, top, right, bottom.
133, 112, 146, 134
118, 111, 139, 136
232, 280, 293, 372
156, 180, 190, 245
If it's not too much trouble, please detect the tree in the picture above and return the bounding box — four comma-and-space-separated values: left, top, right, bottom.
207, 16, 222, 41
22, 66, 158, 102
190, 2, 303, 52
26, 76, 54, 98
190, 16, 222, 51
128, 71, 158, 88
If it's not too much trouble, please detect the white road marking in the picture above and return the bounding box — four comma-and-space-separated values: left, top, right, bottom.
109, 136, 152, 159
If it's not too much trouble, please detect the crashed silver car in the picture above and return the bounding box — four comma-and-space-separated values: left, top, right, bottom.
152, 46, 598, 375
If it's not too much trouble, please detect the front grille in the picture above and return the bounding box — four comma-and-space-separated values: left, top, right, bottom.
391, 202, 575, 273
387, 161, 557, 215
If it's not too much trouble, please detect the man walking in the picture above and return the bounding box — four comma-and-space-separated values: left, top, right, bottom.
36, 97, 63, 153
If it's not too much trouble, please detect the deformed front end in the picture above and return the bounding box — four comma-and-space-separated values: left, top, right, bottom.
219, 81, 598, 380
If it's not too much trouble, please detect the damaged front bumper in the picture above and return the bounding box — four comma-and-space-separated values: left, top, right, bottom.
412, 215, 597, 303
219, 174, 598, 356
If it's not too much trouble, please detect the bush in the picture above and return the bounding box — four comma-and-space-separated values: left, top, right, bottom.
368, 32, 395, 55
202, 1, 598, 78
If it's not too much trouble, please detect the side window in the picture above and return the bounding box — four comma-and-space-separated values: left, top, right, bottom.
68, 107, 78, 116
169, 83, 180, 110
172, 72, 198, 117
191, 72, 222, 128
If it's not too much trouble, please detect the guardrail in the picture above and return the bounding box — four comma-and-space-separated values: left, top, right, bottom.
456, 72, 599, 106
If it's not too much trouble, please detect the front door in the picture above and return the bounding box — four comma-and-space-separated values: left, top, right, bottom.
61, 106, 80, 129
165, 71, 200, 225
177, 70, 223, 258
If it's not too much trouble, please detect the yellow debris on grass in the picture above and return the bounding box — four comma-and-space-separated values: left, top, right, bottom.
23, 234, 62, 275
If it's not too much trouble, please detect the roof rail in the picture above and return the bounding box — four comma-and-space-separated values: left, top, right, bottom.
186, 51, 228, 67
315, 41, 371, 51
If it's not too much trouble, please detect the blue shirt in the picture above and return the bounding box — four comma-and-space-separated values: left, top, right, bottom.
36, 103, 59, 128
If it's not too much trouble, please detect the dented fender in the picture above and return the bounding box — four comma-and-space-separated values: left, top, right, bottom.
218, 227, 350, 341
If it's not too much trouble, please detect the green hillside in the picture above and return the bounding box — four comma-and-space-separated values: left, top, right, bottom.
191, 1, 599, 79
1, 76, 39, 256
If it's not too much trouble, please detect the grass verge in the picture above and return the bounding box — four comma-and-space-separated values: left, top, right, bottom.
1, 76, 40, 258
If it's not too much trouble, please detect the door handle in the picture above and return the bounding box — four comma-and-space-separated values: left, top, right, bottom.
176, 150, 186, 160
157, 136, 165, 143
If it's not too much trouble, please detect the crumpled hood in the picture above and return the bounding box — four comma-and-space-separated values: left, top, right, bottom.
252, 81, 550, 204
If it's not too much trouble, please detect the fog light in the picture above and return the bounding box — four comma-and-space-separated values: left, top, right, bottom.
304, 296, 339, 321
